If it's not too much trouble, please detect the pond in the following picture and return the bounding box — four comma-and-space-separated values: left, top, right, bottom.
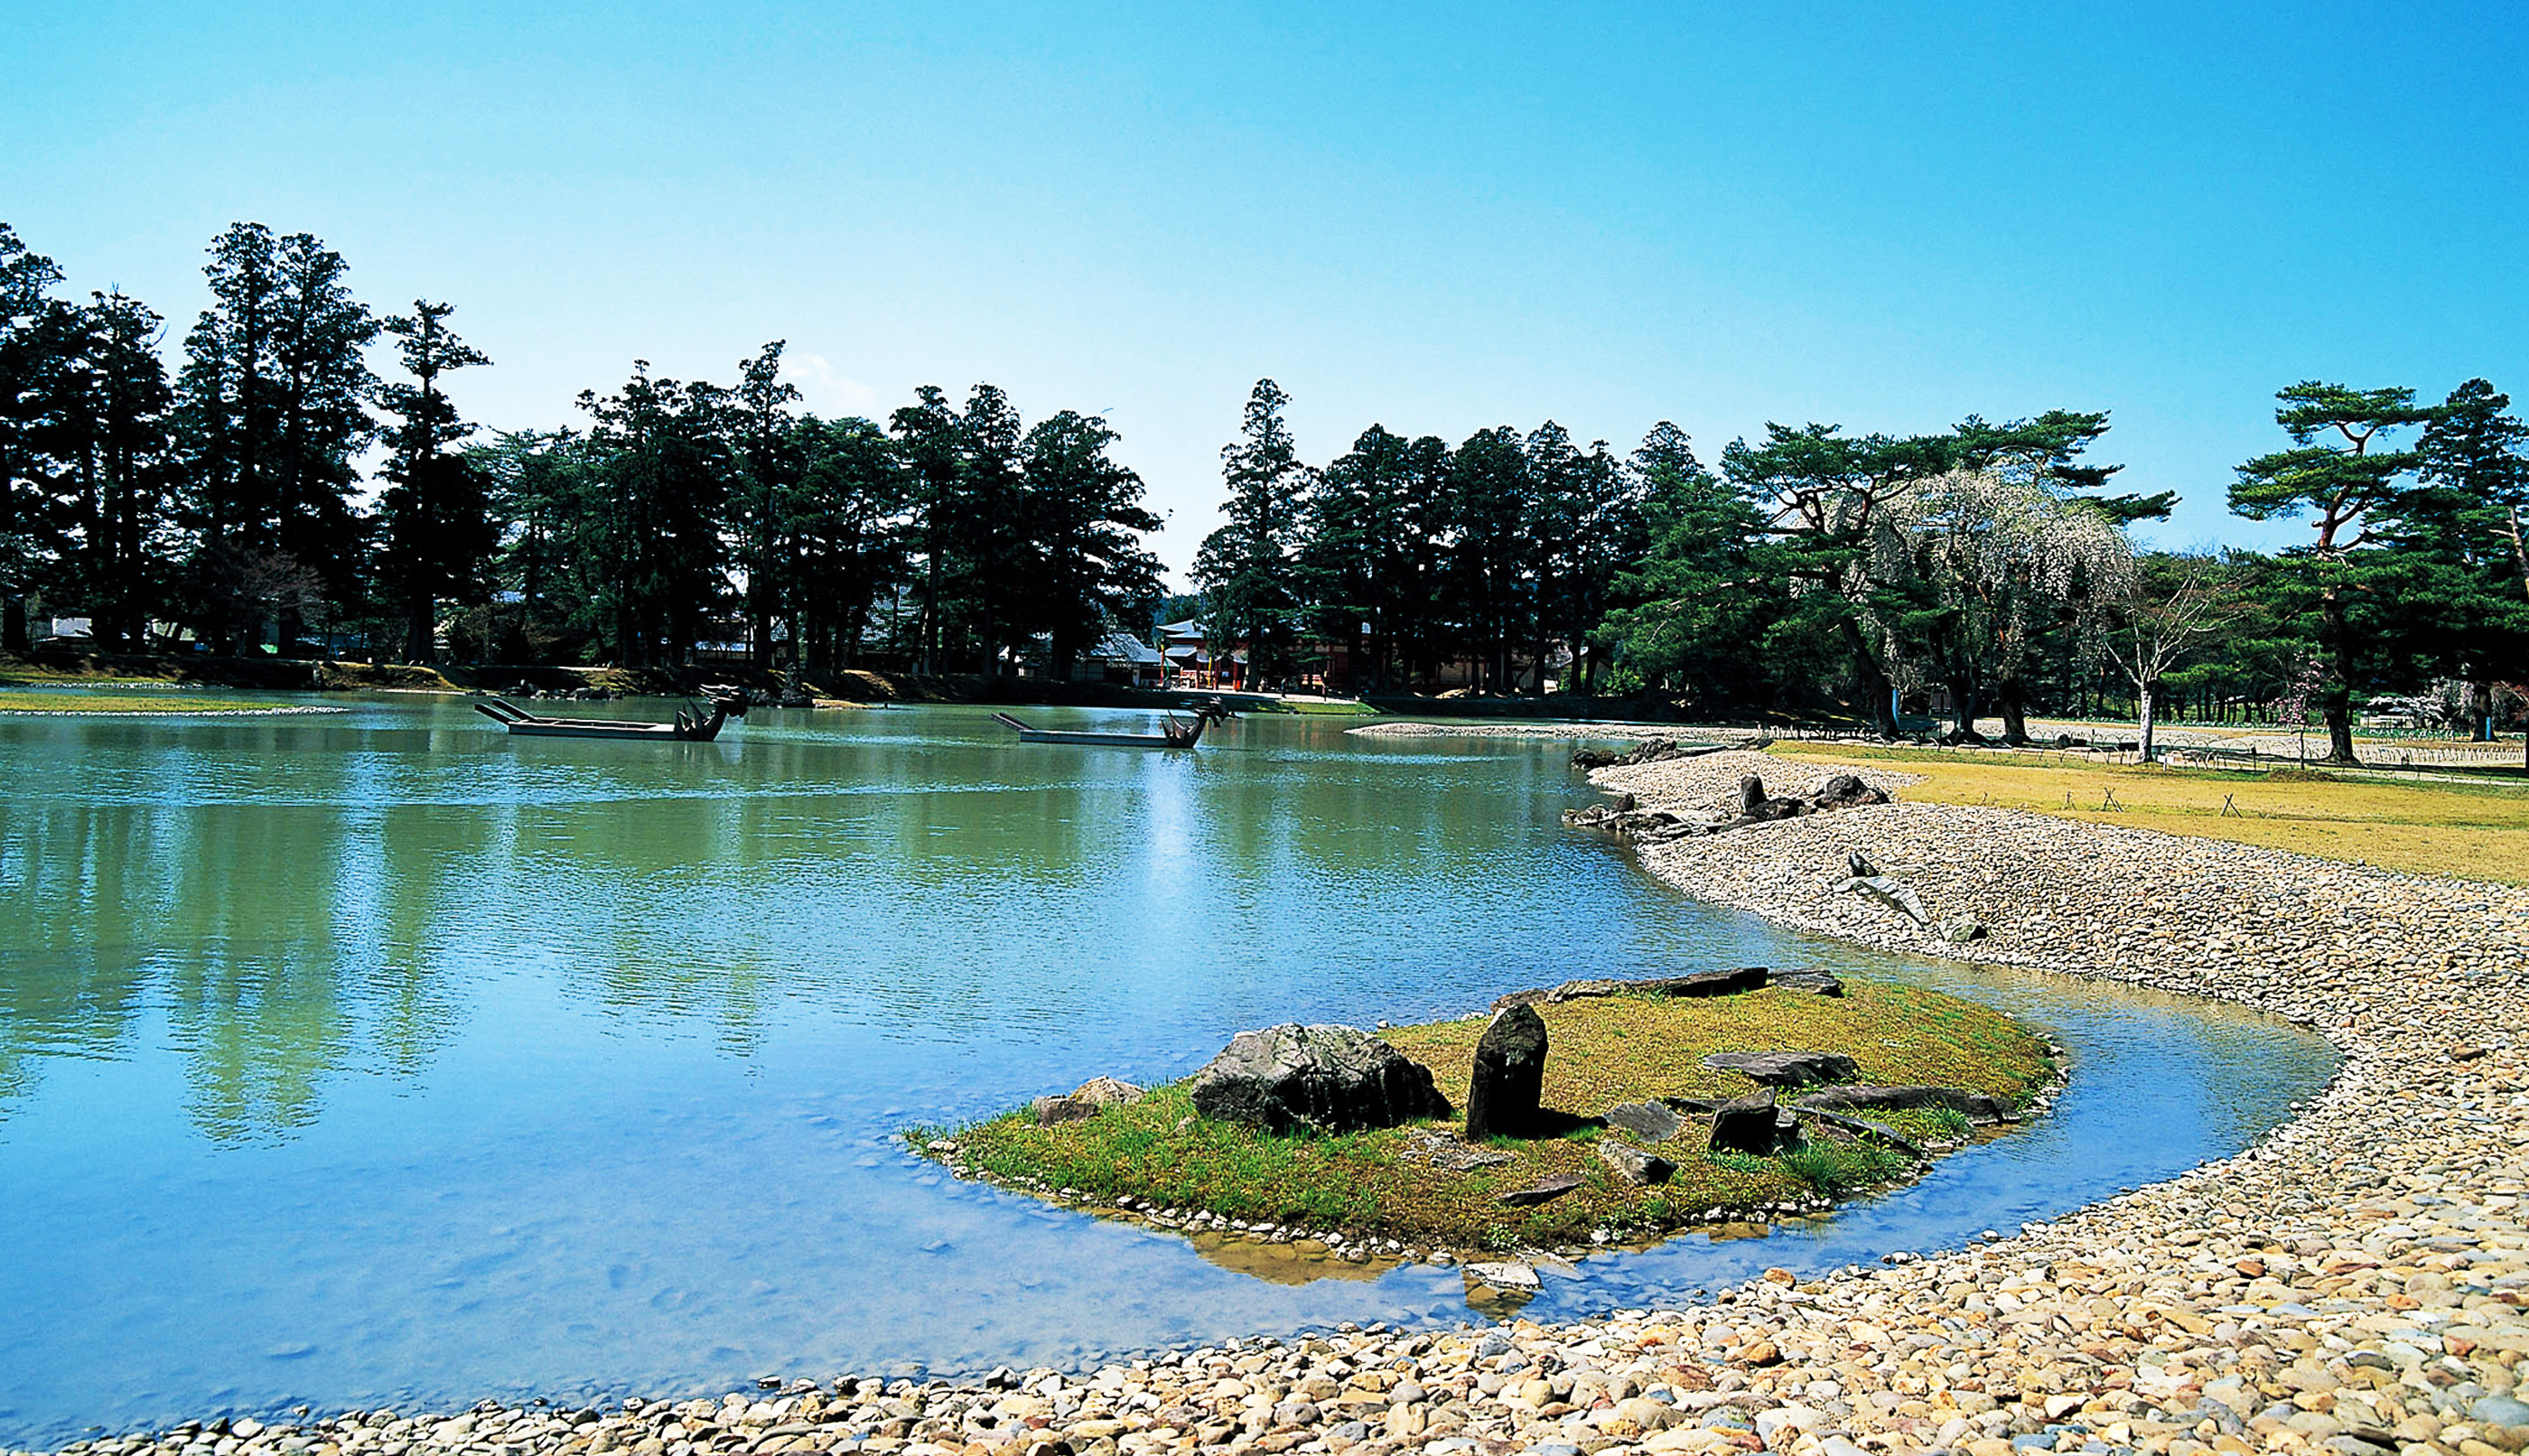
0, 697, 2336, 1447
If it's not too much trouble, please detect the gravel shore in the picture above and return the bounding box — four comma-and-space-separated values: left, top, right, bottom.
28, 754, 2529, 1456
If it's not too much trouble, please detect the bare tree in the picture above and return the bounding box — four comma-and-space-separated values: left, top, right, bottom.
2092, 555, 2237, 762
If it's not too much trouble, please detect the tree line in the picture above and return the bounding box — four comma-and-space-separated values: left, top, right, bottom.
0, 220, 1162, 678
5, 219, 2524, 764
1198, 376, 2527, 761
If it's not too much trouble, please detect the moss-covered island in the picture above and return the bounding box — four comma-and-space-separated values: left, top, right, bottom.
918, 975, 2060, 1262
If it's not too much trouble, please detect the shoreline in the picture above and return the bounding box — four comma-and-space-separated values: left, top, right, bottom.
18, 754, 2529, 1456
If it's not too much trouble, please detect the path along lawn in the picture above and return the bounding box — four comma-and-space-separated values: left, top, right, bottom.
1767, 742, 2529, 885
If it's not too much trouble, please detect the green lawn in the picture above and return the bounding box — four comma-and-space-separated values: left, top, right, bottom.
926, 978, 2055, 1252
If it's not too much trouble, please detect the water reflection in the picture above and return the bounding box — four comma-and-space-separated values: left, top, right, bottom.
0, 701, 2336, 1449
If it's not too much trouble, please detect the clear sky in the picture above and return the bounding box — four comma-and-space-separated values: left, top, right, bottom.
6, 2, 2524, 580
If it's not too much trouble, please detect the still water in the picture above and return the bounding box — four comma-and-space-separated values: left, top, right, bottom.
0, 697, 2334, 1446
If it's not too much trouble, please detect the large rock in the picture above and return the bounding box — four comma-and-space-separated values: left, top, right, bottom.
1702, 1050, 1861, 1088
1464, 1003, 1549, 1140
1709, 1089, 1803, 1155
1810, 773, 1890, 810
1189, 1024, 1449, 1134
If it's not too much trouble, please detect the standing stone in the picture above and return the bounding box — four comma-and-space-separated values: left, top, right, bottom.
1464, 1003, 1548, 1141
1737, 774, 1768, 817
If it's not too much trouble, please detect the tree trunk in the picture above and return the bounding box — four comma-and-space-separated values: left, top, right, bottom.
1999, 677, 2030, 745
2317, 587, 2360, 766
406, 592, 435, 664
1839, 619, 1898, 737
2138, 678, 2158, 762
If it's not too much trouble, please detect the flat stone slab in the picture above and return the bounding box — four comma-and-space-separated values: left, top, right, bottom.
1497, 1175, 1584, 1207
1463, 1261, 1541, 1290
1605, 1100, 1687, 1142
1493, 966, 1768, 1012
1400, 1130, 1513, 1171
1703, 1050, 1861, 1087
1794, 1084, 2012, 1124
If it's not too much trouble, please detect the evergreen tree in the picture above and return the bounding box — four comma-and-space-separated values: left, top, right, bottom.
2411, 378, 2529, 741
0, 224, 67, 649
57, 292, 181, 649
174, 223, 378, 650
730, 341, 801, 667
779, 414, 906, 673
1599, 424, 1798, 708
1021, 410, 1162, 678
1722, 423, 1953, 734
1194, 378, 1310, 686
2231, 382, 2434, 764
577, 363, 732, 667
376, 301, 494, 662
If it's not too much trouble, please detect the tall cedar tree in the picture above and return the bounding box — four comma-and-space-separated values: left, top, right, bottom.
0, 226, 68, 648
376, 301, 494, 662
175, 223, 378, 651
1195, 379, 1309, 685
1022, 410, 1162, 679
731, 341, 801, 667
1446, 425, 1532, 692
53, 293, 181, 649
779, 414, 907, 673
2231, 382, 2434, 764
577, 364, 731, 667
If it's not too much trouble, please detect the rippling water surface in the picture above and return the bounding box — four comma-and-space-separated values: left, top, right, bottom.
0, 696, 2335, 1445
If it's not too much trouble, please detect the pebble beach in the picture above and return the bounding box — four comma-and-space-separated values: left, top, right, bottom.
23, 751, 2529, 1456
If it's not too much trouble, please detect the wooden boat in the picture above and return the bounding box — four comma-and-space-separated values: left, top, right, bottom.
475, 688, 749, 742
992, 704, 1222, 749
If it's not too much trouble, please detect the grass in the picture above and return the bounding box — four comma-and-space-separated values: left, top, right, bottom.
924, 978, 2055, 1251
0, 689, 310, 714
1768, 741, 2529, 885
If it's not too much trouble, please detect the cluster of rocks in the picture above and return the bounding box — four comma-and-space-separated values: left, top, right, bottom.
1564, 775, 1890, 845
38, 748, 2529, 1456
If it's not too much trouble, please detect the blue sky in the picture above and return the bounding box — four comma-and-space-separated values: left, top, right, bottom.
6, 2, 2524, 579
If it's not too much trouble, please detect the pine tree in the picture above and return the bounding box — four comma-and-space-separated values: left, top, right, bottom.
2231, 382, 2434, 764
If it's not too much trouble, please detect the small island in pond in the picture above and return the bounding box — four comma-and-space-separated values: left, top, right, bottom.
918, 968, 2060, 1269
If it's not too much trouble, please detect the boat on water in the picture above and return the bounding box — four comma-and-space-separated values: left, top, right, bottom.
474, 687, 750, 742
992, 700, 1228, 749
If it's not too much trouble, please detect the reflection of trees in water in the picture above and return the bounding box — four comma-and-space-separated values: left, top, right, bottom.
0, 805, 168, 1119
0, 792, 476, 1143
